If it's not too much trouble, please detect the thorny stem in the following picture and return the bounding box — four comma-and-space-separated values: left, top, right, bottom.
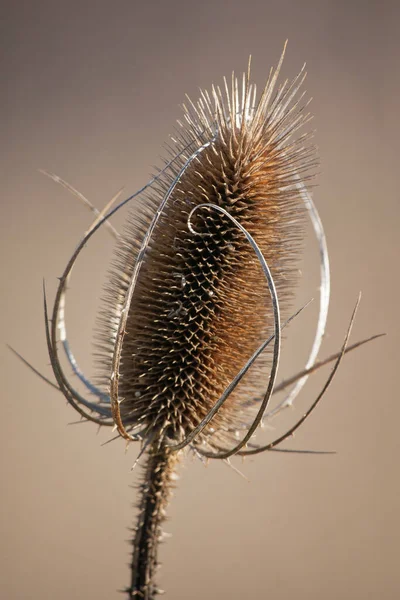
127, 443, 179, 599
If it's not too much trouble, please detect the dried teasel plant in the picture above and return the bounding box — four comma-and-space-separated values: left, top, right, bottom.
12, 45, 383, 599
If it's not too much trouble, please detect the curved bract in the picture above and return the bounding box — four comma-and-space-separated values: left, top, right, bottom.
165, 202, 282, 453
264, 176, 331, 422
42, 136, 207, 428
108, 133, 219, 442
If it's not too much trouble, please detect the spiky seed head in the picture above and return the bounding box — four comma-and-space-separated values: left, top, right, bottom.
96, 58, 316, 452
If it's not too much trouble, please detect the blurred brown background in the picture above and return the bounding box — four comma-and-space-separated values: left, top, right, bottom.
1, 1, 398, 599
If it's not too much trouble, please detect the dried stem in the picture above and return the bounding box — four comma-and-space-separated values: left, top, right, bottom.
127, 443, 179, 599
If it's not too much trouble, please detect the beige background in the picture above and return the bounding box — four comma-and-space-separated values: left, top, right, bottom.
1, 1, 398, 599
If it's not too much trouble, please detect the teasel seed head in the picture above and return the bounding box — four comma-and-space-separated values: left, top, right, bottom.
95, 52, 315, 453
12, 50, 380, 459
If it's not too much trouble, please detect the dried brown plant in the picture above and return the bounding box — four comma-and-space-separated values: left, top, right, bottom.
11, 45, 382, 599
